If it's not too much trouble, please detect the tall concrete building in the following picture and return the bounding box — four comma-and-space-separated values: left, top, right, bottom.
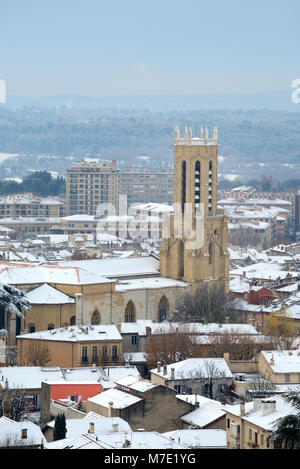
66, 159, 119, 216
66, 159, 173, 216
160, 126, 229, 288
118, 168, 173, 208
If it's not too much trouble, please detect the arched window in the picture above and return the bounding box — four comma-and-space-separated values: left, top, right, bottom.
91, 310, 101, 325
179, 239, 184, 278
70, 316, 76, 326
182, 161, 186, 213
209, 242, 213, 265
125, 301, 136, 323
158, 296, 169, 323
208, 161, 213, 213
48, 324, 55, 330
195, 160, 200, 211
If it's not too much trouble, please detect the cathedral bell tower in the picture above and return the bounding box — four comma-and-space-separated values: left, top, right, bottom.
160, 126, 229, 289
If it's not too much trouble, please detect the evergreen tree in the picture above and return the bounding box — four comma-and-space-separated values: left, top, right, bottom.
53, 414, 67, 441
270, 392, 300, 449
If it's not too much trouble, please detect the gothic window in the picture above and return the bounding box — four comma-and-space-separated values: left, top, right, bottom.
70, 316, 76, 326
125, 301, 136, 323
182, 161, 186, 212
91, 310, 101, 325
158, 296, 169, 323
195, 160, 200, 211
208, 242, 213, 265
208, 161, 213, 213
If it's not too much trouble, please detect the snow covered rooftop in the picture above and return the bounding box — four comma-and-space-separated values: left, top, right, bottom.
115, 375, 158, 393
59, 256, 160, 278
87, 387, 143, 409
180, 395, 226, 428
162, 429, 226, 448
0, 262, 112, 285
223, 395, 298, 431
17, 324, 122, 343
260, 350, 300, 374
115, 276, 189, 292
0, 418, 47, 447
46, 413, 131, 437
151, 358, 233, 380
231, 262, 300, 281
25, 283, 75, 305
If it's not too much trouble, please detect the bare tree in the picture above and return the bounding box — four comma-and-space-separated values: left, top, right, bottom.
20, 341, 51, 367
0, 387, 28, 421
178, 360, 235, 403
174, 283, 235, 323
145, 323, 195, 369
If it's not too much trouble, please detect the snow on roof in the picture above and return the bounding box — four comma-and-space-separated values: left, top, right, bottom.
46, 414, 131, 437
0, 366, 64, 390
60, 256, 160, 278
230, 276, 251, 293
223, 395, 298, 431
162, 429, 226, 448
231, 262, 299, 281
122, 320, 258, 337
115, 375, 158, 393
87, 387, 143, 409
115, 276, 189, 292
101, 366, 141, 389
17, 324, 122, 343
45, 431, 186, 450
0, 262, 112, 285
25, 283, 75, 305
180, 395, 226, 427
0, 419, 47, 446
123, 352, 146, 363
260, 350, 300, 374
151, 358, 233, 380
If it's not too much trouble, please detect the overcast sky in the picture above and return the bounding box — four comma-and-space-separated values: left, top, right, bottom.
1, 0, 300, 97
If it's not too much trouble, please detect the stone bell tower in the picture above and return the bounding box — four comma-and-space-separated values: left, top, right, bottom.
160, 126, 229, 289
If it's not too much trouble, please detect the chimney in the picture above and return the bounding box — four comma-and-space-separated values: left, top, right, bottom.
163, 364, 168, 376
261, 400, 276, 416
240, 401, 245, 417
146, 327, 152, 336
108, 401, 113, 418
5, 378, 8, 390
223, 352, 230, 364
170, 367, 175, 380
253, 395, 266, 411
157, 361, 161, 373
88, 422, 95, 433
194, 401, 200, 409
270, 354, 275, 366
112, 422, 118, 433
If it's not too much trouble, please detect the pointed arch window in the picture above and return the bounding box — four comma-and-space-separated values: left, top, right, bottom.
208, 161, 213, 213
125, 301, 136, 323
158, 296, 169, 323
182, 161, 186, 213
70, 316, 76, 326
195, 160, 200, 211
209, 242, 213, 265
91, 310, 101, 325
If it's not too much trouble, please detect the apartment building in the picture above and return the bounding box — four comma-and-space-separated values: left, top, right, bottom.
118, 168, 174, 208
0, 194, 64, 219
66, 159, 174, 216
66, 159, 119, 216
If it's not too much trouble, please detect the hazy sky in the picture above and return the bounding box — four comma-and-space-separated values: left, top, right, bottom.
1, 0, 300, 97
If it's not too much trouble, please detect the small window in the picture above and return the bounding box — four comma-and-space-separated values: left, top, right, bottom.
131, 335, 138, 346
285, 373, 290, 383
227, 418, 230, 429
